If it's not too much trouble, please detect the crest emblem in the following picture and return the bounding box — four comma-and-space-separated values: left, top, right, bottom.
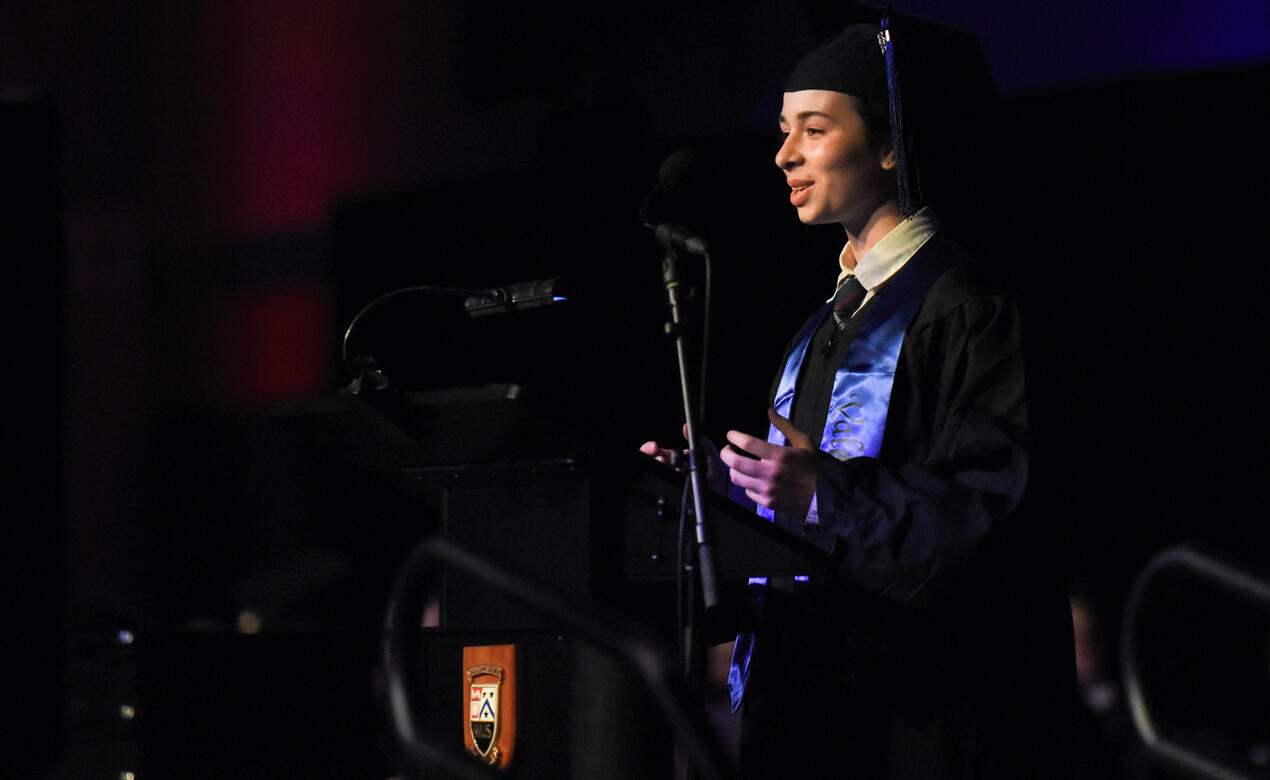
468, 666, 501, 757
463, 645, 517, 768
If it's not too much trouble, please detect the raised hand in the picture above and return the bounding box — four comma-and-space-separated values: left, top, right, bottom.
719, 408, 819, 514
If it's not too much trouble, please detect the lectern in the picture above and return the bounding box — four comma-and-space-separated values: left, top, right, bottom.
272, 384, 833, 778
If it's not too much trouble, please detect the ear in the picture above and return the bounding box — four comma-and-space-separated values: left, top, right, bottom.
880, 146, 897, 170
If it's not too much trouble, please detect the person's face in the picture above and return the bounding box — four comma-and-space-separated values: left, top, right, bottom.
775, 90, 894, 230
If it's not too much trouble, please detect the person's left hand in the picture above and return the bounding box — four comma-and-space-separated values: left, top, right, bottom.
640, 425, 730, 495
719, 408, 819, 515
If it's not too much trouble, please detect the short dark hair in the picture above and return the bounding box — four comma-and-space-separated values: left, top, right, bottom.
850, 94, 893, 156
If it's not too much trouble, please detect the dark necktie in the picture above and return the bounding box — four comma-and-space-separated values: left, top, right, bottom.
831, 275, 866, 330
823, 275, 866, 352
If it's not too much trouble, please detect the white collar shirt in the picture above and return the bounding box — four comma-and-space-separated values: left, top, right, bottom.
829, 207, 940, 315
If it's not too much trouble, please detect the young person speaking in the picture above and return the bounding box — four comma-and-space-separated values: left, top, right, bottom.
643, 16, 1074, 778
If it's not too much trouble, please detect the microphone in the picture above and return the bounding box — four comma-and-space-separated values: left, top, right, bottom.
640, 149, 697, 227
654, 223, 708, 256
642, 150, 709, 256
463, 277, 565, 317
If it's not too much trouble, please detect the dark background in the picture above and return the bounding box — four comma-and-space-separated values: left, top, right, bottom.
4, 0, 1268, 777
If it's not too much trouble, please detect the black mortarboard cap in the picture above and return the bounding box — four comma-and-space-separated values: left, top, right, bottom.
787, 4, 999, 220
785, 23, 888, 106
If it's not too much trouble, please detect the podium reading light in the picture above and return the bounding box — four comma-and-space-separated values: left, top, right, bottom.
463, 277, 564, 317
340, 278, 565, 395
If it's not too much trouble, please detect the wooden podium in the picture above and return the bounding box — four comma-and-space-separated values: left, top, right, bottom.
272, 385, 833, 778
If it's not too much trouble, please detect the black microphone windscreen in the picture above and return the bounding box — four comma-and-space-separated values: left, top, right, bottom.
658, 149, 697, 187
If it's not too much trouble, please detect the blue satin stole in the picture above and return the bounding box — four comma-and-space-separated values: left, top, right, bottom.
729, 249, 948, 712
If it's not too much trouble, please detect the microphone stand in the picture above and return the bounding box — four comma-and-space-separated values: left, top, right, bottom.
657, 240, 719, 612
656, 238, 719, 780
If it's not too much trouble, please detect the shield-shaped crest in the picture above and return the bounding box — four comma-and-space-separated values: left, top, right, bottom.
468, 672, 500, 755
463, 645, 517, 768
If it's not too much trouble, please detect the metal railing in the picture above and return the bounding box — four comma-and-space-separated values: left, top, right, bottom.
1121, 544, 1270, 780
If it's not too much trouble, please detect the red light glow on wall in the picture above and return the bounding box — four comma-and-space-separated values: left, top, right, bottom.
188, 0, 401, 237
208, 283, 331, 403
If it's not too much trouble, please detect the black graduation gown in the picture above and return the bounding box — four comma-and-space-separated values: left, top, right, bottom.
738, 233, 1075, 779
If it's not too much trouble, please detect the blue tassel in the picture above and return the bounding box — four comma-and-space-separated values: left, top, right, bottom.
880, 14, 914, 216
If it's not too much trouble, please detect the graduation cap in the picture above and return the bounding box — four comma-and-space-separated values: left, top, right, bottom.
786, 3, 1000, 222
